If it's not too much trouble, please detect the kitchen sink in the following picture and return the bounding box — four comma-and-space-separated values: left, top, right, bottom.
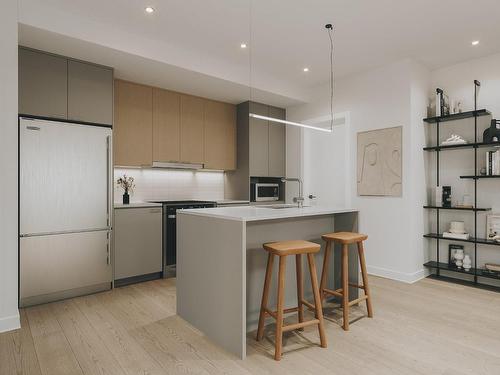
259, 204, 310, 209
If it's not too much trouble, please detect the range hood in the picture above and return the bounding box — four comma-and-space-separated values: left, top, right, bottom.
152, 161, 204, 170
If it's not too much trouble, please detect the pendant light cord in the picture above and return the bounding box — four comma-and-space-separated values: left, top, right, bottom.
248, 0, 253, 103
326, 24, 334, 130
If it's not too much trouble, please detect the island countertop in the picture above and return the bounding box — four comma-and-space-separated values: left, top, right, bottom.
177, 205, 358, 222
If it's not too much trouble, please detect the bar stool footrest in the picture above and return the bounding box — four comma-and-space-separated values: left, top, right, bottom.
323, 287, 343, 298
348, 295, 368, 307
264, 306, 300, 319
349, 283, 366, 290
282, 319, 320, 332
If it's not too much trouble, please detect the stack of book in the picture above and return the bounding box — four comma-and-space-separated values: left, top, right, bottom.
486, 150, 500, 176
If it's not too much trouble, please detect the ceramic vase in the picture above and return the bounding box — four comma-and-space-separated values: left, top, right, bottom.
454, 249, 464, 269
123, 188, 130, 204
463, 255, 472, 271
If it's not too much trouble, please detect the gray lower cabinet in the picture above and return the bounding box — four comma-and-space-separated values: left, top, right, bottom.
114, 207, 163, 283
19, 48, 68, 119
68, 60, 113, 125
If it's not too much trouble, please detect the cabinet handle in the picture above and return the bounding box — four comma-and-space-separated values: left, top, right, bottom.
106, 236, 110, 265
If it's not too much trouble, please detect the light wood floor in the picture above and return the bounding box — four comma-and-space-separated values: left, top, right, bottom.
1, 276, 500, 375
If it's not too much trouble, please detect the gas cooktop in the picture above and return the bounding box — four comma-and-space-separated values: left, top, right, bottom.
148, 200, 216, 206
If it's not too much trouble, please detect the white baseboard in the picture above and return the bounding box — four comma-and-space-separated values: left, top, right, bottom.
367, 265, 429, 284
0, 312, 20, 333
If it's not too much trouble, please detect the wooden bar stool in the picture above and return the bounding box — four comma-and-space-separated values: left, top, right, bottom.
256, 240, 327, 361
319, 232, 373, 331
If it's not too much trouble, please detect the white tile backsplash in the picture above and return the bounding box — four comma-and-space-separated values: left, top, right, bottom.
114, 168, 225, 203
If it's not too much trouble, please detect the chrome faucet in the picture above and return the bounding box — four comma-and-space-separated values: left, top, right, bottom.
281, 177, 304, 208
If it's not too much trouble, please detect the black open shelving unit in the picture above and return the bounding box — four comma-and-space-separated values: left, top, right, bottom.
422, 80, 500, 291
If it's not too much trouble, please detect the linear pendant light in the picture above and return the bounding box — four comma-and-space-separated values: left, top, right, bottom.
247, 11, 335, 133
249, 113, 332, 132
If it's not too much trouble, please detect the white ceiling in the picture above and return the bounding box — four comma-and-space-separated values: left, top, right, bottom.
18, 0, 500, 107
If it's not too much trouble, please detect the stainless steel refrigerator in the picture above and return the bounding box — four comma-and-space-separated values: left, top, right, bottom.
19, 117, 113, 307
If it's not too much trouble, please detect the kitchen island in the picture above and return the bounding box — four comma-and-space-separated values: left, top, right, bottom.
177, 205, 359, 359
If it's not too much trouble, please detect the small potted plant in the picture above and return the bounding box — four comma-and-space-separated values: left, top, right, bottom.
117, 174, 135, 204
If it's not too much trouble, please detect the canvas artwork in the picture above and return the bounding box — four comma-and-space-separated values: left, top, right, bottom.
357, 126, 402, 196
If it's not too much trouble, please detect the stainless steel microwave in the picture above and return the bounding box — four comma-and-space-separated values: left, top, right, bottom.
251, 183, 280, 202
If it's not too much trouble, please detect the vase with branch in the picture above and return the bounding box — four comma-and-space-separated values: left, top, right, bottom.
117, 175, 135, 204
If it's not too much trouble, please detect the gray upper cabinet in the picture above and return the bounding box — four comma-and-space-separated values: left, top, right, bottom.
268, 106, 286, 177
68, 60, 113, 125
249, 102, 270, 177
19, 47, 113, 125
247, 102, 286, 177
19, 48, 68, 119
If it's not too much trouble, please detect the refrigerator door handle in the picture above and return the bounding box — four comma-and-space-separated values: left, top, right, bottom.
106, 135, 111, 227
20, 227, 112, 238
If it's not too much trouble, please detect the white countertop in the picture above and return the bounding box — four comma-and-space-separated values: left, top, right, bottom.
114, 202, 163, 209
178, 205, 358, 222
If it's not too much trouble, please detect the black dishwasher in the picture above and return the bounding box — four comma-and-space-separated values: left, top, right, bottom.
149, 200, 217, 278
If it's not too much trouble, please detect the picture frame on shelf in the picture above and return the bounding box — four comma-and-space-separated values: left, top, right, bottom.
486, 214, 500, 240
448, 244, 464, 267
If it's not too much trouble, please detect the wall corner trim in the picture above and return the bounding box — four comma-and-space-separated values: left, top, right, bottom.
0, 312, 21, 333
367, 265, 429, 284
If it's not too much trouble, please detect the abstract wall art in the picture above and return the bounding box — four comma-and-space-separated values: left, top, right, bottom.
357, 126, 402, 196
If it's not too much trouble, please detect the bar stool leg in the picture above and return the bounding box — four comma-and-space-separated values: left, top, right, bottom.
319, 240, 331, 303
295, 254, 304, 327
342, 244, 350, 331
357, 241, 373, 318
307, 253, 327, 348
275, 256, 286, 361
257, 253, 274, 341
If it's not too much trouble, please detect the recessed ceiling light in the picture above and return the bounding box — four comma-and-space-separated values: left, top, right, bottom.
240, 43, 247, 49
303, 67, 310, 72
145, 6, 155, 14
472, 40, 480, 46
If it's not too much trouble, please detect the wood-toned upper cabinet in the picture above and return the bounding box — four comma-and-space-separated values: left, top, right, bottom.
268, 106, 286, 177
114, 80, 153, 167
153, 88, 181, 162
180, 95, 204, 163
19, 48, 68, 119
68, 60, 113, 125
249, 102, 270, 177
204, 100, 237, 170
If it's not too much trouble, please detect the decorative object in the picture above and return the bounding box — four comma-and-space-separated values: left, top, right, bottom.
440, 134, 467, 146
449, 221, 466, 234
456, 196, 473, 208
117, 174, 135, 205
482, 119, 500, 143
436, 88, 450, 116
461, 194, 472, 208
485, 263, 500, 272
442, 232, 470, 240
435, 186, 443, 206
485, 149, 500, 176
442, 186, 452, 207
454, 248, 465, 269
480, 167, 487, 176
357, 126, 402, 196
486, 215, 500, 240
463, 254, 472, 271
448, 244, 464, 266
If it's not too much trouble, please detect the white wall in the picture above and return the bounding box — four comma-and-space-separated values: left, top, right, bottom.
0, 0, 20, 332
287, 59, 430, 283
114, 168, 225, 203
